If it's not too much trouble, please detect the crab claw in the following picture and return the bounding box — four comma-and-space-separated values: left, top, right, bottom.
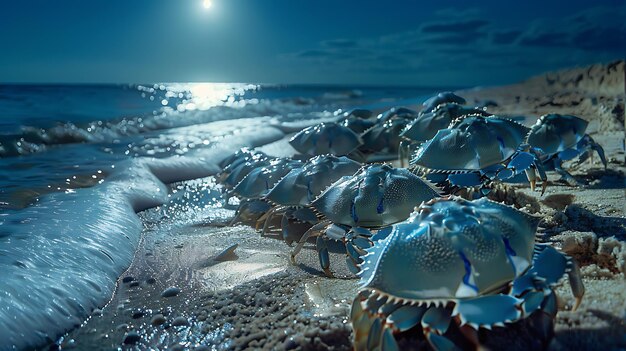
529, 245, 585, 311
592, 136, 606, 166
507, 151, 534, 174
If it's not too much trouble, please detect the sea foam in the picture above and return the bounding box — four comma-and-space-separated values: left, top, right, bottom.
0, 119, 285, 350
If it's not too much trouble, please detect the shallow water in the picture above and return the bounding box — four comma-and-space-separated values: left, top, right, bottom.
0, 83, 444, 349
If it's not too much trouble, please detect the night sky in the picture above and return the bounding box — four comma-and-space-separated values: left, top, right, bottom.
1, 0, 624, 86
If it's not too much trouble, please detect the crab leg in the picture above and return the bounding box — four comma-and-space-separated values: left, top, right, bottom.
534, 162, 548, 195
351, 292, 378, 351
290, 220, 331, 264
228, 212, 241, 226
566, 257, 585, 310
525, 167, 537, 191
398, 140, 406, 167
362, 293, 392, 350
526, 147, 548, 194
553, 159, 581, 186
399, 139, 413, 167
576, 135, 607, 169
593, 142, 608, 169
421, 306, 458, 351
258, 205, 287, 234
345, 242, 363, 275
255, 205, 275, 229
316, 236, 333, 277
529, 305, 556, 345
343, 228, 375, 273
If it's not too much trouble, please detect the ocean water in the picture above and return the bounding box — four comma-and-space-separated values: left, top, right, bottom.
0, 83, 446, 349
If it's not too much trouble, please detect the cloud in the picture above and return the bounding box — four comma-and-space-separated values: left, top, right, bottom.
491, 30, 522, 45
294, 49, 332, 58
574, 27, 626, 51
421, 19, 489, 33
519, 32, 570, 47
321, 39, 358, 48
516, 5, 626, 53
279, 4, 625, 85
423, 33, 482, 45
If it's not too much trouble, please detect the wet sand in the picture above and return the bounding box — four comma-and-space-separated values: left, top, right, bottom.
63, 61, 625, 350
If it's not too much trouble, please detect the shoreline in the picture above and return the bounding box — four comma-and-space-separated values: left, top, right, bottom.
62, 61, 625, 350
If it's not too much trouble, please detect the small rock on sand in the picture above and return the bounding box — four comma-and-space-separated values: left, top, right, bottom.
151, 314, 166, 326
171, 316, 189, 327
123, 331, 141, 345
131, 310, 145, 319
161, 287, 181, 297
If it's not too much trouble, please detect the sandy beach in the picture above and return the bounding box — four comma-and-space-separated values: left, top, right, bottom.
61, 61, 625, 350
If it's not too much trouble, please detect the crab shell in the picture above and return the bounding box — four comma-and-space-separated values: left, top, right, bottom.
359, 107, 418, 152
421, 92, 466, 114
289, 122, 363, 156
264, 155, 361, 206
400, 103, 491, 143
376, 107, 419, 124
358, 197, 539, 301
412, 115, 530, 171
311, 164, 440, 228
527, 114, 589, 155
231, 158, 302, 199
346, 109, 374, 119
342, 109, 376, 133
219, 147, 261, 169
219, 150, 273, 188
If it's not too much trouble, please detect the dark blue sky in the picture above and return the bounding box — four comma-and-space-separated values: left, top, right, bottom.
1, 0, 624, 86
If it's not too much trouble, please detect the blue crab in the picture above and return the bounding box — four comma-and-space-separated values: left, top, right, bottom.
229, 199, 273, 226
341, 109, 376, 134
421, 92, 467, 114
350, 196, 584, 351
290, 164, 440, 277
398, 103, 492, 166
527, 114, 607, 185
411, 115, 547, 195
228, 158, 301, 225
219, 147, 258, 169
258, 155, 362, 243
358, 107, 418, 161
218, 148, 274, 189
376, 107, 419, 124
230, 158, 302, 199
289, 122, 363, 157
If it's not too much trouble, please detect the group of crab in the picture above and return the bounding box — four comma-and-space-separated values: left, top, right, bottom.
215, 91, 606, 350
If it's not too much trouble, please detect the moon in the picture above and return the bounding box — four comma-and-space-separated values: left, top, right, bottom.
203, 0, 212, 9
